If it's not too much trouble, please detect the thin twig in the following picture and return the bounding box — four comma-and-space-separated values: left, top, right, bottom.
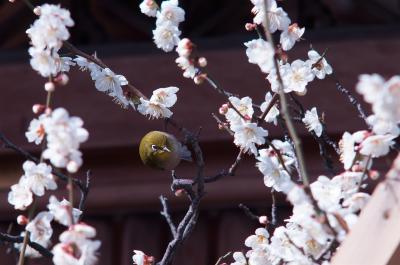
160, 196, 177, 237
262, 0, 310, 187
238, 203, 259, 222
215, 251, 232, 265
0, 233, 53, 258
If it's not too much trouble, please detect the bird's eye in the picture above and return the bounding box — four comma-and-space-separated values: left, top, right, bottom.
151, 144, 158, 152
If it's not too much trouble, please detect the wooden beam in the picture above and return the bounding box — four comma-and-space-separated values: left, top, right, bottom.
332, 155, 400, 265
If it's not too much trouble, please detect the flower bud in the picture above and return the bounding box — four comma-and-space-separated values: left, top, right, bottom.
194, 74, 206, 85
44, 81, 55, 92
369, 170, 380, 180
219, 104, 229, 115
198, 57, 207, 67
55, 73, 69, 86
32, 104, 45, 114
17, 215, 29, 225
174, 189, 185, 197
67, 161, 79, 173
33, 6, 41, 15
245, 23, 256, 31
259, 215, 268, 225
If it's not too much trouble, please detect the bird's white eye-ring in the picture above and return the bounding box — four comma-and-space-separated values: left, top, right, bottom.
151, 144, 158, 152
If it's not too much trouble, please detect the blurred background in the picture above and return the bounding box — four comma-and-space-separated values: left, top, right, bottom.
0, 0, 400, 264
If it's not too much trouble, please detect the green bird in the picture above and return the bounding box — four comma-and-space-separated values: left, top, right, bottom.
139, 131, 192, 170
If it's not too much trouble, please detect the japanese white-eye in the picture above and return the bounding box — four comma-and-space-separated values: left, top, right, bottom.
139, 131, 191, 170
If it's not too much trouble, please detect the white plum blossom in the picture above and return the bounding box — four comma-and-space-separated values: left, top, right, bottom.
15, 232, 44, 258
151, 86, 179, 107
225, 96, 254, 125
156, 0, 185, 26
175, 56, 196, 78
8, 180, 33, 210
251, 0, 290, 32
311, 176, 342, 212
356, 74, 400, 127
60, 56, 76, 72
366, 115, 400, 136
339, 132, 356, 170
52, 224, 101, 265
132, 250, 154, 265
137, 98, 173, 119
244, 38, 275, 74
260, 92, 279, 124
21, 160, 57, 196
359, 134, 396, 158
356, 74, 385, 105
26, 211, 54, 245
302, 107, 323, 137
153, 22, 181, 52
307, 50, 333, 79
137, 87, 179, 119
280, 23, 305, 51
25, 114, 46, 145
245, 228, 269, 250
26, 4, 74, 77
231, 252, 247, 265
42, 108, 89, 173
231, 122, 268, 155
256, 149, 293, 192
284, 60, 315, 94
47, 195, 82, 226
269, 226, 304, 263
28, 47, 60, 78
267, 63, 291, 93
93, 67, 130, 107
139, 0, 158, 17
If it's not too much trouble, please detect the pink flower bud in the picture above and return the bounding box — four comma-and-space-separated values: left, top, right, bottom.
33, 6, 41, 15
369, 170, 380, 180
44, 82, 55, 92
245, 23, 256, 31
17, 215, 29, 225
32, 104, 45, 114
55, 73, 69, 86
259, 215, 268, 225
219, 104, 229, 115
175, 189, 185, 197
198, 57, 207, 67
194, 75, 205, 85
244, 114, 252, 121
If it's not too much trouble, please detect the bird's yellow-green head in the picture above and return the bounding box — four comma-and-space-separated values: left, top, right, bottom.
139, 131, 181, 170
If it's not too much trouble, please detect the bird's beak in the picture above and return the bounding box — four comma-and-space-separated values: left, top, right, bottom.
162, 146, 171, 152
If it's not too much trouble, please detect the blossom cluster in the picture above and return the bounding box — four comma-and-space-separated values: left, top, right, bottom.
232, 170, 370, 265
26, 107, 89, 173
140, 0, 185, 52
26, 4, 74, 77
138, 86, 179, 119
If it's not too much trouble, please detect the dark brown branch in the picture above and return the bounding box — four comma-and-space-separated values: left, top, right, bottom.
204, 149, 244, 183
0, 233, 53, 258
157, 128, 205, 265
159, 196, 177, 238
62, 41, 146, 102
238, 203, 259, 222
332, 76, 369, 126
0, 132, 90, 212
